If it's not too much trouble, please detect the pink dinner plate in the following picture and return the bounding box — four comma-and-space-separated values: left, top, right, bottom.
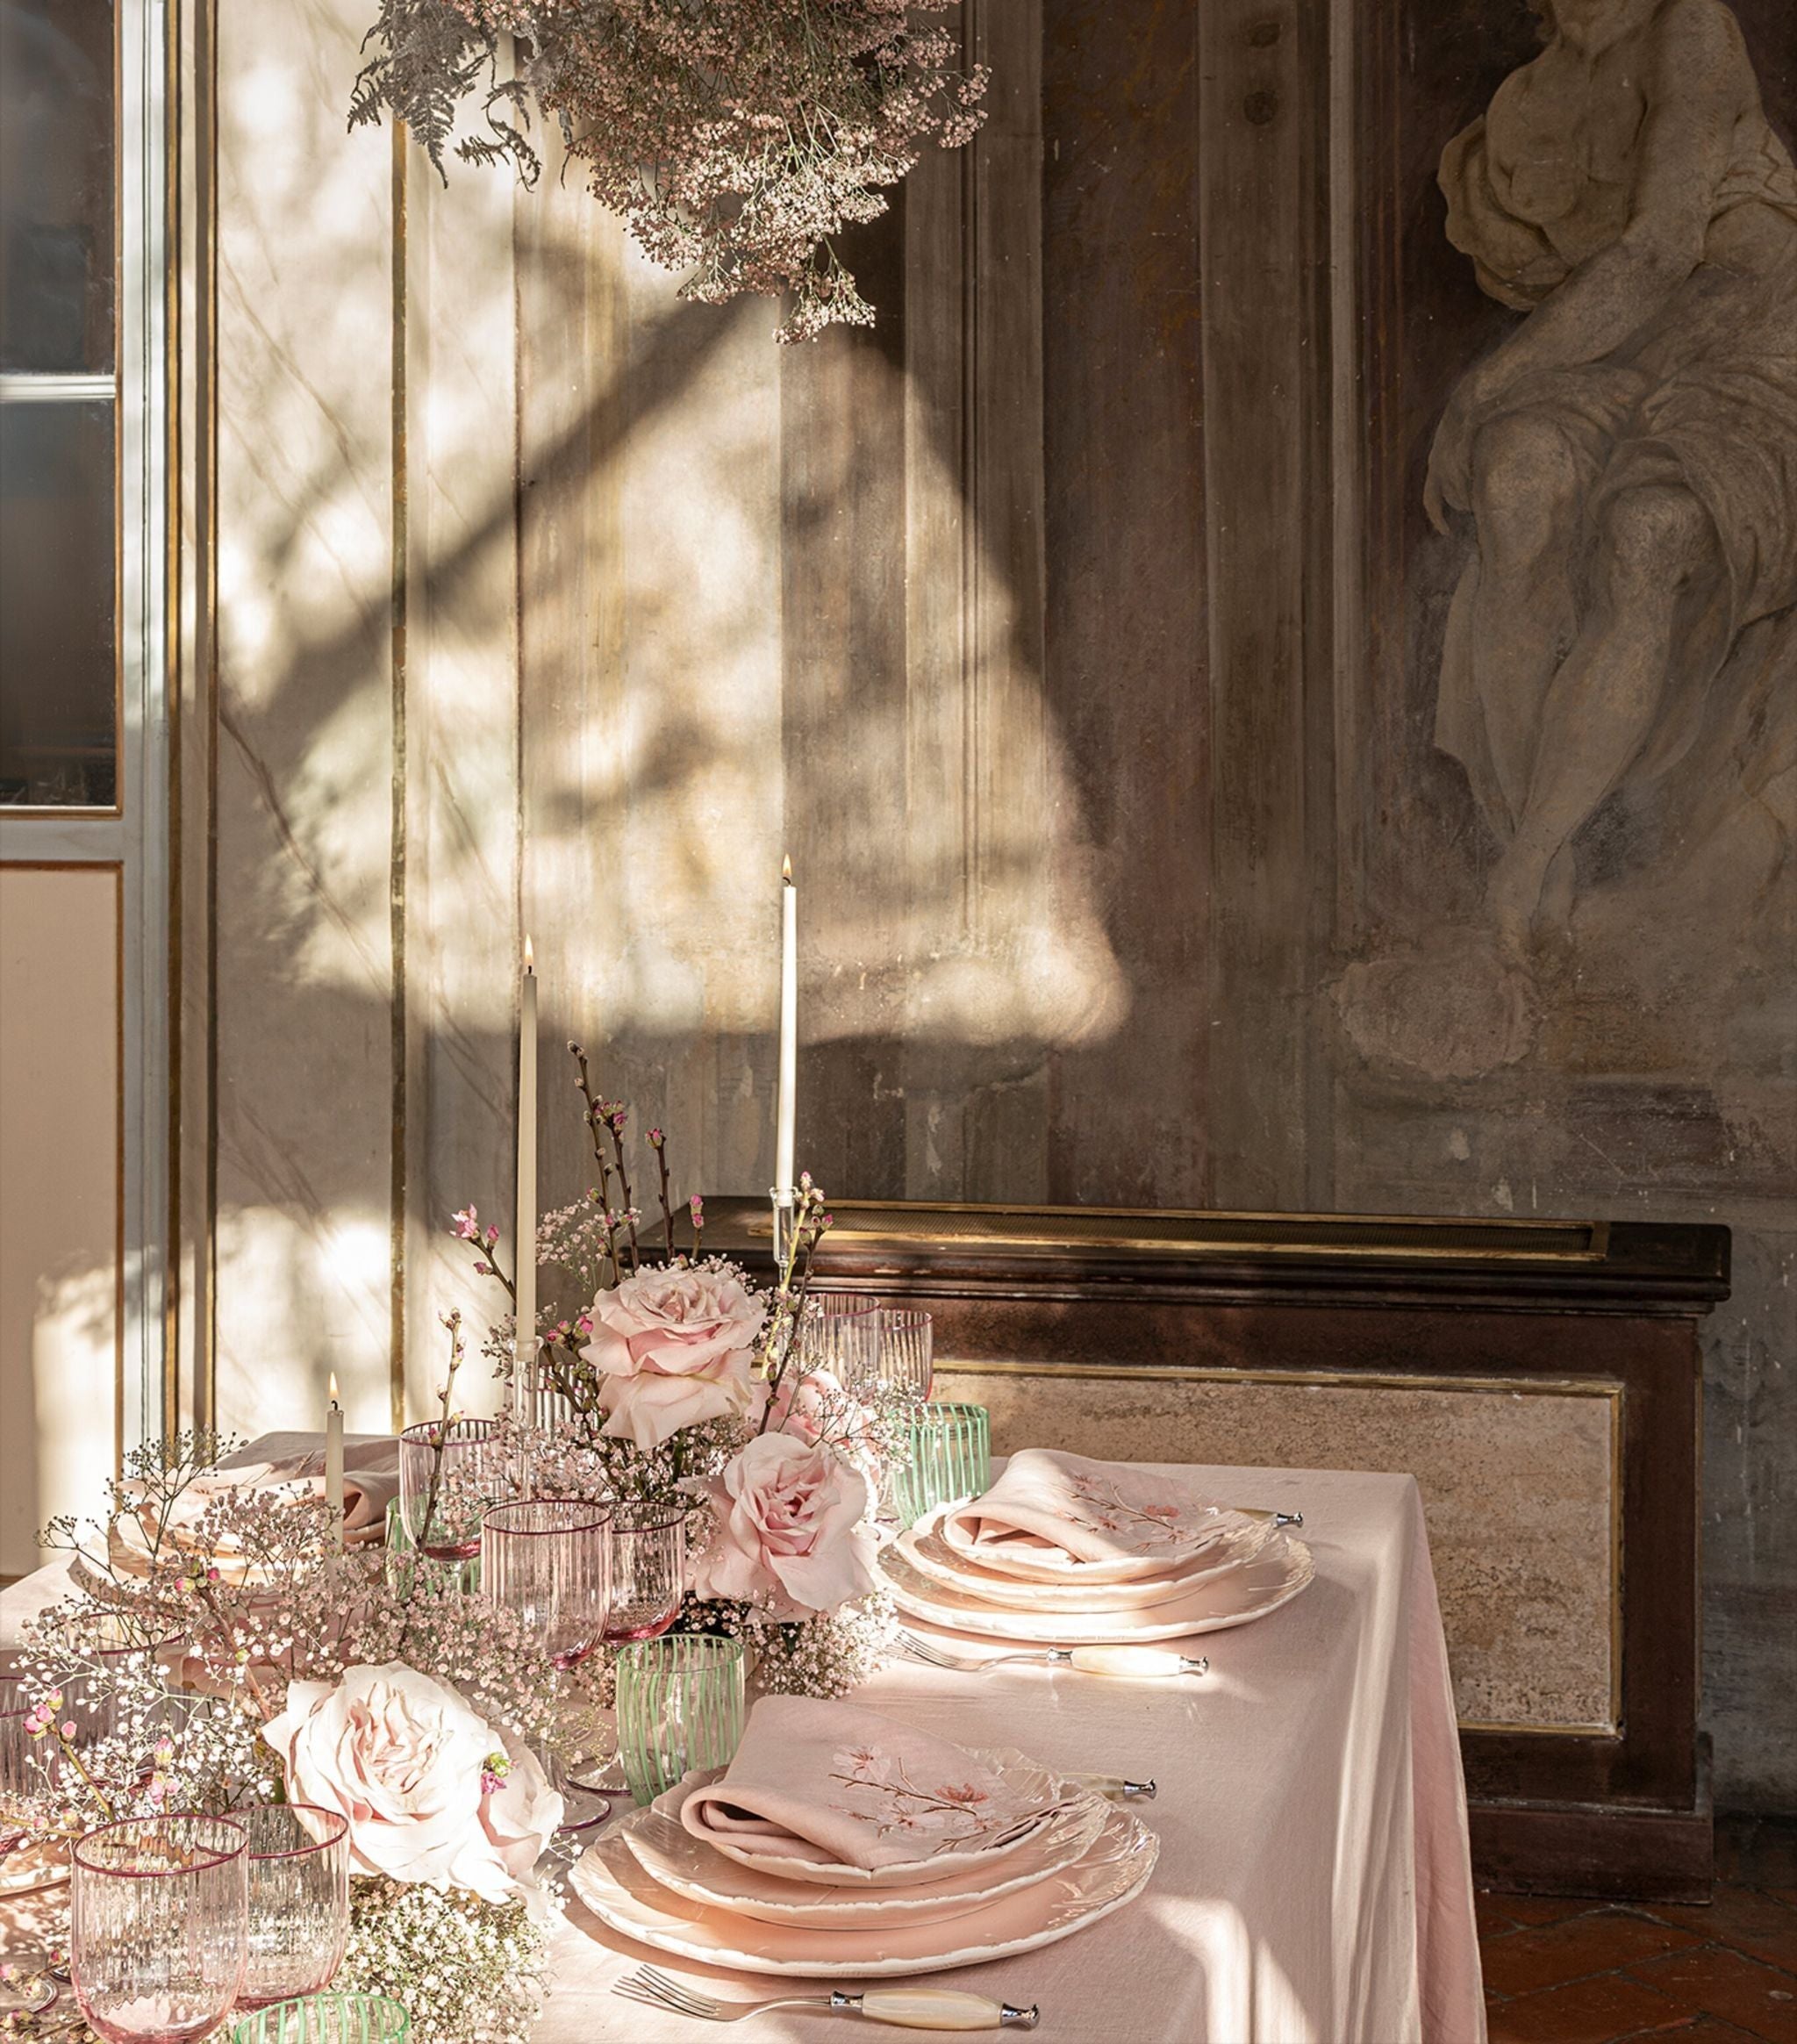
570, 1799, 1158, 1977
880, 1529, 1316, 1643
901, 1506, 1277, 1611
627, 1768, 1109, 1927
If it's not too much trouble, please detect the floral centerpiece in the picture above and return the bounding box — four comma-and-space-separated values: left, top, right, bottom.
456, 1040, 909, 1697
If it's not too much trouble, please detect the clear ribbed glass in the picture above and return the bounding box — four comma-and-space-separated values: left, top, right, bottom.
239, 1804, 349, 2011
398, 1419, 512, 1561
893, 1402, 992, 1529
615, 1632, 746, 1807
230, 1995, 409, 2043
482, 1500, 612, 1672
874, 1308, 934, 1401
1, 1648, 38, 1831
798, 1291, 882, 1391
71, 1813, 247, 2044
599, 1506, 687, 1646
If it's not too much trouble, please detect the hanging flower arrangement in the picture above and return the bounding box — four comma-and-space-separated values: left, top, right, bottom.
350, 0, 989, 341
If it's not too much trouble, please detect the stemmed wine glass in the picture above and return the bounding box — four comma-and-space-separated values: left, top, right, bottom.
798, 1292, 882, 1392
600, 1506, 687, 1645
398, 1420, 512, 1568
481, 1499, 613, 1831
72, 1813, 247, 2044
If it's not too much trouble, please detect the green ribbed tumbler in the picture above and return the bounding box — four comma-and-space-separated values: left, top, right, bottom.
232, 1994, 409, 2043
615, 1632, 746, 1806
893, 1402, 992, 1529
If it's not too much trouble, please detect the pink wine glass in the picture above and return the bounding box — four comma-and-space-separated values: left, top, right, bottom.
398, 1419, 511, 1561
238, 1804, 349, 2009
600, 1507, 687, 1645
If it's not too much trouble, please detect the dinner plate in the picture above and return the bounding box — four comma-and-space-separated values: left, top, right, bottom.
901, 1506, 1276, 1611
569, 1799, 1158, 1978
627, 1771, 1109, 1928
676, 1747, 1078, 1888
880, 1530, 1316, 1643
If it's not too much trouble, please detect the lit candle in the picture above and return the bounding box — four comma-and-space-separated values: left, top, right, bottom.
514, 937, 538, 1424
325, 1372, 345, 1551
776, 857, 797, 1205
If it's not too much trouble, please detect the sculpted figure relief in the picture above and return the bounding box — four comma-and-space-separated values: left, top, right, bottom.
1342, 0, 1797, 1074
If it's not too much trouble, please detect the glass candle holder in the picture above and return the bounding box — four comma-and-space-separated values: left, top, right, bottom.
231, 1996, 409, 2044
874, 1308, 934, 1402
798, 1292, 882, 1392
72, 1812, 247, 2044
893, 1402, 992, 1530
398, 1419, 511, 1562
599, 1505, 687, 1645
239, 1804, 350, 2011
615, 1632, 746, 1807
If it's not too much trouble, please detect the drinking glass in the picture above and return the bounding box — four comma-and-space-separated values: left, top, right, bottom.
1, 1649, 39, 1844
874, 1308, 934, 1401
893, 1402, 992, 1529
48, 1612, 187, 1759
231, 1997, 409, 2044
238, 1804, 349, 2011
398, 1419, 511, 1562
482, 1499, 614, 1832
798, 1291, 882, 1391
72, 1813, 247, 2044
600, 1506, 687, 1645
615, 1633, 746, 1806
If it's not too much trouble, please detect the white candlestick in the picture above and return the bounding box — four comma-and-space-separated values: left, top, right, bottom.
325, 1373, 345, 1552
514, 939, 538, 1424
776, 857, 797, 1205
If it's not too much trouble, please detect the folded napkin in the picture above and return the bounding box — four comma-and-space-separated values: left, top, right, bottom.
107, 1435, 400, 1581
940, 1448, 1225, 1579
679, 1695, 1046, 1873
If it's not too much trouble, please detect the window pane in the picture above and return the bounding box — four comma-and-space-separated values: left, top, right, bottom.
0, 400, 116, 806
0, 0, 116, 373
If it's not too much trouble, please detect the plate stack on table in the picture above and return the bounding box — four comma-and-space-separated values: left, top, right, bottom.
878, 1450, 1314, 1645
570, 1694, 1158, 1978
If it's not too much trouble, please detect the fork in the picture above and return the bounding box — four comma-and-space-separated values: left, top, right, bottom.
614, 1964, 1040, 2028
899, 1631, 1207, 1679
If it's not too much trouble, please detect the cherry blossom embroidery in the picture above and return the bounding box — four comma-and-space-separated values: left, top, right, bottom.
1063, 1477, 1208, 1549
826, 1747, 1027, 1855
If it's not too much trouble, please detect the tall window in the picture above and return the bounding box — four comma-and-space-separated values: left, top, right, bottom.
0, 0, 168, 1447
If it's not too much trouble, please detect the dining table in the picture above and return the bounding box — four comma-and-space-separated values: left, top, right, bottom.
1, 1454, 1486, 2044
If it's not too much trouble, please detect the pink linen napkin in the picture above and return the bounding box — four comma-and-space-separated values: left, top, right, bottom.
940, 1448, 1228, 1579
107, 1436, 400, 1580
679, 1695, 1046, 1872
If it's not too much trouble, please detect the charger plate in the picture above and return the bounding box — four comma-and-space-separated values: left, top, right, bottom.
880, 1531, 1316, 1644
901, 1505, 1277, 1612
570, 1799, 1157, 1978
630, 1770, 1108, 1927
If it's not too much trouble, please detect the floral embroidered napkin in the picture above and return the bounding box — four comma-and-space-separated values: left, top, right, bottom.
107, 1436, 401, 1581
678, 1695, 1048, 1872
940, 1448, 1228, 1579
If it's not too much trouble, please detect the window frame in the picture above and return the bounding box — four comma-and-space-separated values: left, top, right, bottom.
0, 0, 169, 1453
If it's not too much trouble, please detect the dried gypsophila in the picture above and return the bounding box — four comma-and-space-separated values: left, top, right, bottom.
350, 0, 987, 341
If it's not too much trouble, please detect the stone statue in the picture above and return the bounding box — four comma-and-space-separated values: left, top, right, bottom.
1339, 0, 1796, 1076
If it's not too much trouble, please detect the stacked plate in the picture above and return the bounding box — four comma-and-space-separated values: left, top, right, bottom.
569, 1751, 1158, 1978
878, 1495, 1314, 1646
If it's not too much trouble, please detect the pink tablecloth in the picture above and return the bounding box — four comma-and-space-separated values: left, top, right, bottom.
2, 1460, 1484, 2043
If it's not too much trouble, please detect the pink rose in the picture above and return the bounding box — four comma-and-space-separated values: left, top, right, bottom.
579, 1265, 765, 1452
694, 1433, 877, 1620
261, 1662, 561, 1911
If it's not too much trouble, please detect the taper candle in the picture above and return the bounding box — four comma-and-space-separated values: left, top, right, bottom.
776, 857, 797, 1202
515, 938, 538, 1424
325, 1373, 345, 1550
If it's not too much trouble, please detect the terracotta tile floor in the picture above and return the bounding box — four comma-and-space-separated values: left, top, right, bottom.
1482, 1820, 1797, 2044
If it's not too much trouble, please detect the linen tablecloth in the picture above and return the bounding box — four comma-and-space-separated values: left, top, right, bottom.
2, 1459, 1485, 2044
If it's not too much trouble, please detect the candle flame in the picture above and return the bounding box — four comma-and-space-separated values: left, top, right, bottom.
782, 854, 793, 885
523, 934, 534, 972
328, 1371, 340, 1405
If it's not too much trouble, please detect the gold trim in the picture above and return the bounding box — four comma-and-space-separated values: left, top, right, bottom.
935, 1357, 1624, 1737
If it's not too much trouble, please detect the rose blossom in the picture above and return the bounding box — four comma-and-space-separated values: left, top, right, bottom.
578, 1263, 765, 1452
694, 1431, 876, 1620
261, 1661, 562, 1911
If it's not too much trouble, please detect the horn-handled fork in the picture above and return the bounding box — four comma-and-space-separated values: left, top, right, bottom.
615, 1964, 1040, 2028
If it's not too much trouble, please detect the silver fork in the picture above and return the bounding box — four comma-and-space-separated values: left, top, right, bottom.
899, 1630, 1208, 1678
614, 1964, 1040, 2028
